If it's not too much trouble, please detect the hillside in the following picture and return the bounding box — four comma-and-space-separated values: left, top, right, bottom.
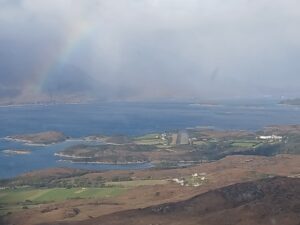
41, 177, 300, 225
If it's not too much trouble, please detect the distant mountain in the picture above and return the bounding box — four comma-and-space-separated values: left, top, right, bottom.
0, 64, 99, 106
43, 177, 300, 225
41, 64, 95, 96
279, 98, 300, 106
0, 94, 95, 106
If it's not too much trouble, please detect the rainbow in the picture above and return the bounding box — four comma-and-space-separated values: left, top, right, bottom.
31, 21, 94, 95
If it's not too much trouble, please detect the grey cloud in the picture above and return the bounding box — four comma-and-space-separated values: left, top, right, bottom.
0, 0, 300, 102
41, 64, 96, 95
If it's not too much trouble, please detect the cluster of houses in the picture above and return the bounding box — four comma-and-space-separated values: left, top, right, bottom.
160, 133, 168, 141
172, 173, 207, 187
172, 178, 185, 186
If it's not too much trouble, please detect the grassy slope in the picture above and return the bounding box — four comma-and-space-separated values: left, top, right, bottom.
0, 187, 125, 204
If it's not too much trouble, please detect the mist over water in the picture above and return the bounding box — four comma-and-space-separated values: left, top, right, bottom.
1, 0, 300, 103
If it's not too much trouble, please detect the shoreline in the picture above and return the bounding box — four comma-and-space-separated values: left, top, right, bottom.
3, 137, 49, 146
54, 153, 93, 159
55, 153, 150, 165
2, 149, 31, 155
0, 102, 91, 108
55, 153, 201, 165
57, 158, 150, 165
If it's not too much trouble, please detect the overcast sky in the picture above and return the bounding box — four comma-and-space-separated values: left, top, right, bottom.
0, 0, 300, 102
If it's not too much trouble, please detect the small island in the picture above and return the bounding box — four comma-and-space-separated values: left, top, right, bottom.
2, 149, 31, 155
6, 131, 68, 145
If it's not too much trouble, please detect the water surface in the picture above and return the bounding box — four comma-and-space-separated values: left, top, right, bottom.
0, 102, 299, 178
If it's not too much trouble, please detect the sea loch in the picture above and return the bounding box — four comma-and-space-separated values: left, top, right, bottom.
0, 101, 300, 178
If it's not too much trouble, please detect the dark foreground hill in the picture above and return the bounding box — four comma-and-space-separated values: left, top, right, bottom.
41, 177, 300, 225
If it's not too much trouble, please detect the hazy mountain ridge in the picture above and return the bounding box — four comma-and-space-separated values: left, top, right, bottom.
0, 64, 100, 106
280, 98, 300, 106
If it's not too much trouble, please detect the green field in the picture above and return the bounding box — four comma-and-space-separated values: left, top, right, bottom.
0, 179, 167, 216
134, 133, 161, 140
106, 179, 168, 187
133, 133, 167, 145
0, 187, 125, 204
230, 140, 261, 148
193, 140, 207, 146
134, 139, 165, 145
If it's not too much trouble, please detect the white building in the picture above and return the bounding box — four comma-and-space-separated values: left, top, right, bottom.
258, 135, 282, 141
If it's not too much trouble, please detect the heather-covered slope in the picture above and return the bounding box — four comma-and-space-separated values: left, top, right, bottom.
44, 177, 300, 225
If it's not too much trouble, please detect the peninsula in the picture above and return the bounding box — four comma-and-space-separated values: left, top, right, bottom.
6, 131, 68, 145
55, 125, 300, 166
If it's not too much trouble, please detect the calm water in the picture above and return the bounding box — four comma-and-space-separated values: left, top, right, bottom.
0, 101, 300, 178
